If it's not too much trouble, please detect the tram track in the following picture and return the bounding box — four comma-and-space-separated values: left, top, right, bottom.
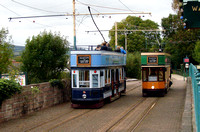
25, 109, 93, 132
24, 109, 75, 131
47, 109, 93, 131
105, 97, 159, 132
126, 82, 141, 93
25, 81, 141, 131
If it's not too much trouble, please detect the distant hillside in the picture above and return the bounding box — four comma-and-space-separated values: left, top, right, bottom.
13, 45, 25, 56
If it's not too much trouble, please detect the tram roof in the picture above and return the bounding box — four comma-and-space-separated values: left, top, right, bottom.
70, 50, 125, 56
70, 50, 126, 68
141, 52, 171, 56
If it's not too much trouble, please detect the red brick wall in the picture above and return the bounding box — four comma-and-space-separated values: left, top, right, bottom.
0, 79, 71, 123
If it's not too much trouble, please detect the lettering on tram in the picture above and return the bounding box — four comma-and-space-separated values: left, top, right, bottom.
70, 49, 126, 108
77, 55, 91, 67
148, 56, 158, 64
141, 52, 172, 97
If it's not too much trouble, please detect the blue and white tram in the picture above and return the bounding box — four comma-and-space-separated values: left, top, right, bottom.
70, 50, 126, 108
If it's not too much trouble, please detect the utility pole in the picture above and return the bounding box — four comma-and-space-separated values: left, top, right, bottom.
73, 0, 76, 50
115, 22, 117, 49
125, 31, 127, 51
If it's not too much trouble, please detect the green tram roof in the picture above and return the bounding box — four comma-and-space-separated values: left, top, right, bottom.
141, 52, 171, 66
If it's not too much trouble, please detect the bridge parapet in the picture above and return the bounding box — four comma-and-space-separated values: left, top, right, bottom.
189, 63, 200, 132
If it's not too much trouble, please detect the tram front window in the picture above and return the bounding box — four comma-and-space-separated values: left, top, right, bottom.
148, 68, 158, 81
79, 70, 90, 87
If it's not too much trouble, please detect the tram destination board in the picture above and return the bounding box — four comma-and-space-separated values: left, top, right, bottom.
148, 56, 158, 64
77, 55, 91, 67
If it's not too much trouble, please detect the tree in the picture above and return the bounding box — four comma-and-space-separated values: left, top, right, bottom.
0, 28, 14, 74
109, 16, 160, 52
21, 31, 69, 84
126, 52, 141, 79
161, 14, 200, 68
193, 40, 200, 64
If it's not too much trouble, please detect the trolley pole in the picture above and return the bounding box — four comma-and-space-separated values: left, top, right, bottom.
73, 0, 76, 50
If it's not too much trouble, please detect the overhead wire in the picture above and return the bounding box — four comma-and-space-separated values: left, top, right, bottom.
118, 0, 134, 13
1, 3, 54, 28
0, 3, 20, 16
11, 0, 68, 14
76, 0, 140, 12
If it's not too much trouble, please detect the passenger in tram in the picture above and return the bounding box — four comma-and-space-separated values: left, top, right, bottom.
120, 47, 126, 54
115, 46, 121, 52
100, 42, 108, 50
106, 43, 113, 51
95, 45, 101, 51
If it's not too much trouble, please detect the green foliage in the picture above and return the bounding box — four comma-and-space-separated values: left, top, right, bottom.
109, 16, 160, 52
126, 52, 141, 79
49, 79, 64, 89
21, 31, 69, 84
0, 79, 22, 105
162, 14, 200, 68
0, 28, 14, 74
193, 40, 200, 64
30, 86, 40, 96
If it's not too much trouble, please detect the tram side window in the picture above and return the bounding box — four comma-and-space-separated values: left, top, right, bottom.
159, 68, 164, 81
92, 74, 98, 88
108, 70, 111, 83
100, 70, 104, 87
119, 68, 122, 80
73, 74, 77, 87
79, 70, 90, 87
142, 68, 147, 81
105, 70, 107, 84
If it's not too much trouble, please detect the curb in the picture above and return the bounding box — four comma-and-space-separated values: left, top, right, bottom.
181, 77, 193, 132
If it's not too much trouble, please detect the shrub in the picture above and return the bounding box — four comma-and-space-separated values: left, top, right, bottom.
49, 79, 64, 89
0, 79, 22, 105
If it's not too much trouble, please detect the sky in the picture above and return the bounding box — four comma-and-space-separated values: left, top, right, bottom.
0, 0, 175, 47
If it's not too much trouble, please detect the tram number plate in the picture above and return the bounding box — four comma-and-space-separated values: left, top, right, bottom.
78, 56, 90, 64
148, 57, 157, 63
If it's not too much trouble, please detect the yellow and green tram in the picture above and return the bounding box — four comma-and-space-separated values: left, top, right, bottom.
141, 52, 171, 96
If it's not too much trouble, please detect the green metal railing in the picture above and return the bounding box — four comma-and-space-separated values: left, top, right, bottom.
189, 63, 200, 132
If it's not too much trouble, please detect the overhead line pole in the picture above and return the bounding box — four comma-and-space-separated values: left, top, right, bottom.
73, 0, 76, 50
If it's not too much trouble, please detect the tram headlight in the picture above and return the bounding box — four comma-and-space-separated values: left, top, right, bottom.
151, 86, 155, 89
82, 94, 87, 99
